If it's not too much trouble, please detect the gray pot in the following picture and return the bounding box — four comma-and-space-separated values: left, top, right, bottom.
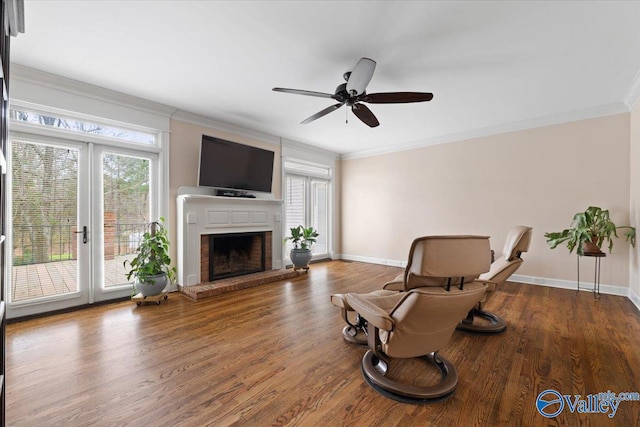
135, 273, 168, 296
290, 248, 312, 268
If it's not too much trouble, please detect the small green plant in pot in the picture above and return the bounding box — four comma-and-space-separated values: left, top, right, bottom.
544, 206, 636, 255
284, 225, 319, 269
124, 218, 177, 296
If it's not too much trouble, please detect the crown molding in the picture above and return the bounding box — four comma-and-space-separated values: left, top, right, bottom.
341, 102, 629, 160
281, 137, 339, 160
625, 68, 640, 111
11, 64, 178, 118
171, 109, 281, 146
14, 64, 634, 161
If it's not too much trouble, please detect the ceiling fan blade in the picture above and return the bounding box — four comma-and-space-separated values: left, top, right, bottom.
273, 87, 336, 99
346, 57, 376, 96
351, 103, 379, 128
301, 103, 344, 124
360, 92, 434, 104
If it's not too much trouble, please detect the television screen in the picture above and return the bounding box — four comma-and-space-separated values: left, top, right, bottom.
198, 135, 274, 193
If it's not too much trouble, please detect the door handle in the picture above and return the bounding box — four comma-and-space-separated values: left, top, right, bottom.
74, 226, 88, 244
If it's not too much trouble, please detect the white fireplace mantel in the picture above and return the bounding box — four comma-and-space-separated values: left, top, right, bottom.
177, 194, 284, 286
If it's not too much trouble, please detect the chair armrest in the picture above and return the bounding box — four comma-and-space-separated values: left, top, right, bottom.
475, 279, 497, 292
345, 292, 399, 331
382, 273, 404, 291
331, 290, 396, 310
382, 281, 404, 291
330, 293, 350, 310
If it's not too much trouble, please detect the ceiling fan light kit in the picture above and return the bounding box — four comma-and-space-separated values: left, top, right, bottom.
273, 57, 433, 128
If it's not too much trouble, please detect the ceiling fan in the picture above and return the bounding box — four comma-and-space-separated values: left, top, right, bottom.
273, 57, 433, 128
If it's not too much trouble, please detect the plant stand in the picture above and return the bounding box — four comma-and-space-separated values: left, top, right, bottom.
293, 266, 309, 273
577, 252, 605, 299
132, 290, 169, 306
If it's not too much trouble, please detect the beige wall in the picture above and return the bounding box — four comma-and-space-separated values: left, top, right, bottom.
630, 102, 640, 298
168, 119, 282, 265
166, 113, 633, 289
341, 114, 632, 287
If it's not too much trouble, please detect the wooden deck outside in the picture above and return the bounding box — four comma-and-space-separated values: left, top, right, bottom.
11, 254, 134, 302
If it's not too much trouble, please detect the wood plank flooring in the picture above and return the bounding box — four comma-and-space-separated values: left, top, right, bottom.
5, 260, 640, 426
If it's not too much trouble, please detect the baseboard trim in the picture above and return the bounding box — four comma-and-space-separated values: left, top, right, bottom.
338, 254, 406, 268
509, 274, 629, 297
629, 288, 640, 312
338, 254, 633, 299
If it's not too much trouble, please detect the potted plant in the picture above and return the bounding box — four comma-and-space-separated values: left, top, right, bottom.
124, 218, 177, 296
284, 225, 319, 269
544, 206, 636, 255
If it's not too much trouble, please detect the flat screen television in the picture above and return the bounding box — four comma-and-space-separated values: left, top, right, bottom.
197, 135, 275, 193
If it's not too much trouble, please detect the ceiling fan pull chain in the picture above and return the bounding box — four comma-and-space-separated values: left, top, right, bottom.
346, 107, 348, 124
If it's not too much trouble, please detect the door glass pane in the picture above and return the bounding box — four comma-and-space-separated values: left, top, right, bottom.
11, 140, 79, 302
310, 179, 328, 255
285, 175, 306, 252
102, 153, 150, 288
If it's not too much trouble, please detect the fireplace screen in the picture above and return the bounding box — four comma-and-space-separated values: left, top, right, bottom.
208, 232, 266, 280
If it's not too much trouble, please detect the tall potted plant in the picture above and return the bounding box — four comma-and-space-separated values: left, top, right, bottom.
124, 218, 177, 296
284, 225, 319, 269
544, 206, 636, 255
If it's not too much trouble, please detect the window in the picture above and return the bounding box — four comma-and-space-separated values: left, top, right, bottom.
11, 109, 156, 145
284, 160, 331, 259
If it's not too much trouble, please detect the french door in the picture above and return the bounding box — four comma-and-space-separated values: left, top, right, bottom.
8, 134, 156, 317
285, 174, 329, 259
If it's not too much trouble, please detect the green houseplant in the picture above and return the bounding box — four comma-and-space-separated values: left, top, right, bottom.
284, 225, 319, 269
544, 206, 636, 255
124, 218, 177, 296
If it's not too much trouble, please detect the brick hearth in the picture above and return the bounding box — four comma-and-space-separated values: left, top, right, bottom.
179, 269, 300, 300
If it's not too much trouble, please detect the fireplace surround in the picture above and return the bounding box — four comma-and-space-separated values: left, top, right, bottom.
177, 191, 284, 287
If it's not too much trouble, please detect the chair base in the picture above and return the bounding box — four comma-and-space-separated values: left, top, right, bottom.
341, 325, 368, 346
361, 351, 458, 404
456, 308, 507, 334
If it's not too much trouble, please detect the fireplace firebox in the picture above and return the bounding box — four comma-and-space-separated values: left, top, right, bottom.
203, 232, 269, 281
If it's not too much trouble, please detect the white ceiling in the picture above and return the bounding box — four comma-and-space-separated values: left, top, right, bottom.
10, 1, 640, 156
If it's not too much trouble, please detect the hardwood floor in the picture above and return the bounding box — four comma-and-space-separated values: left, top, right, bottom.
5, 261, 640, 426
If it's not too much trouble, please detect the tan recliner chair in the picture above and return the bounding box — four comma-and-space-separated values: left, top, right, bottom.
457, 225, 533, 333
331, 233, 494, 345
338, 236, 490, 403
